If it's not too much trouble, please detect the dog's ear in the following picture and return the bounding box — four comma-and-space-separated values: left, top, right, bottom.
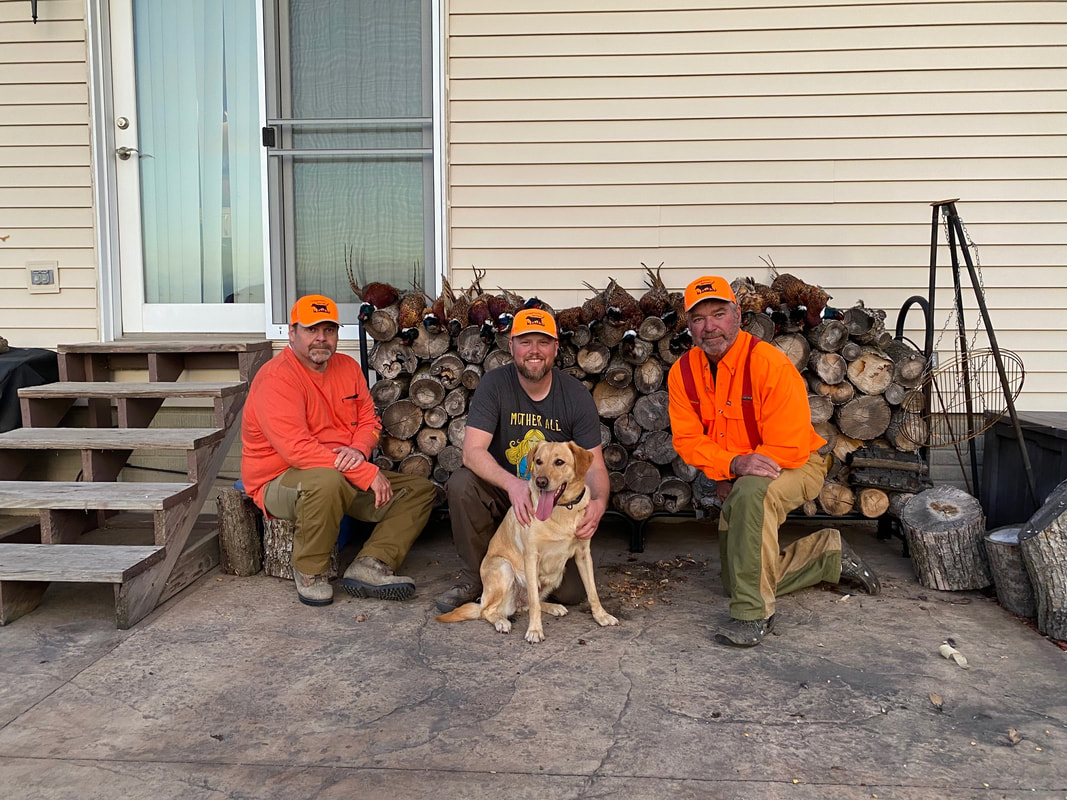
568, 442, 594, 479
528, 438, 543, 459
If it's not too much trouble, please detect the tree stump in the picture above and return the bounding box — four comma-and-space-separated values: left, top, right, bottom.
216, 487, 262, 576
985, 525, 1037, 618
262, 517, 339, 580
901, 486, 991, 591
1019, 480, 1067, 640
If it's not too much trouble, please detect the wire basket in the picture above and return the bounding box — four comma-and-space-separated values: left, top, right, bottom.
904, 348, 1026, 448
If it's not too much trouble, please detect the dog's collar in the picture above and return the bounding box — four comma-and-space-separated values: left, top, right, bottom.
560, 487, 586, 509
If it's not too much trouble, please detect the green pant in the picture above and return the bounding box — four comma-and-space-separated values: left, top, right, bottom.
719, 452, 842, 620
263, 467, 435, 576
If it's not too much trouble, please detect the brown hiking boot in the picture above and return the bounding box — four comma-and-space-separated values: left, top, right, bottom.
341, 556, 416, 601
839, 541, 881, 595
292, 568, 333, 607
434, 582, 481, 613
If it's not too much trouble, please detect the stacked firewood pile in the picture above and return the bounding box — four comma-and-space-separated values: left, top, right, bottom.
351, 264, 930, 523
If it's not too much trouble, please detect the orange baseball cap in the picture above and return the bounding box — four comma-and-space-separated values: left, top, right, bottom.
684, 275, 737, 311
290, 295, 340, 327
510, 308, 558, 339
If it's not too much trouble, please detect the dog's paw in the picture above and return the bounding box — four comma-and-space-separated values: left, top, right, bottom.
594, 611, 620, 627
524, 627, 545, 644
494, 618, 512, 634
541, 602, 568, 617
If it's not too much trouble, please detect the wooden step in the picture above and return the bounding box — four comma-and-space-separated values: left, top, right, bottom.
0, 543, 167, 629
18, 382, 248, 428
18, 381, 246, 400
0, 481, 197, 511
0, 427, 224, 450
58, 340, 272, 383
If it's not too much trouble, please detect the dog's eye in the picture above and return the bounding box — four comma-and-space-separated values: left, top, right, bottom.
555, 458, 565, 467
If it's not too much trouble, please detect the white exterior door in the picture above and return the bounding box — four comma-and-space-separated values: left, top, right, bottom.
108, 0, 267, 334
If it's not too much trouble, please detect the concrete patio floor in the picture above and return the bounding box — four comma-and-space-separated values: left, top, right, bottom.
1, 515, 1065, 799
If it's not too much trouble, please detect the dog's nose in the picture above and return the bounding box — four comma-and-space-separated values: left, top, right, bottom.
535, 477, 548, 489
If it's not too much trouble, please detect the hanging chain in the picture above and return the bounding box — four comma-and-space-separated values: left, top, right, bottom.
932, 209, 986, 362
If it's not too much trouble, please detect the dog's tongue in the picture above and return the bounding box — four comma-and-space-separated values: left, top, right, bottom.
535, 484, 566, 521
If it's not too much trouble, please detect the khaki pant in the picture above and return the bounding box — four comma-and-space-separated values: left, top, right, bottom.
719, 452, 842, 620
263, 467, 435, 576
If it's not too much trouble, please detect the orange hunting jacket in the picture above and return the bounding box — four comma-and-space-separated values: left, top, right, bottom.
241, 346, 381, 511
667, 330, 825, 481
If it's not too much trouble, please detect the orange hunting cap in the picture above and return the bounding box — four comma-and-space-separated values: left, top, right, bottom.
684, 275, 737, 311
290, 295, 340, 327
510, 308, 558, 339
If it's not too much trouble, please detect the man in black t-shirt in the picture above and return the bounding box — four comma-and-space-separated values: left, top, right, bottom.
435, 308, 611, 612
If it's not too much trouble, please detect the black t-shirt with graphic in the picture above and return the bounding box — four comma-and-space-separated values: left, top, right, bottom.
466, 364, 601, 479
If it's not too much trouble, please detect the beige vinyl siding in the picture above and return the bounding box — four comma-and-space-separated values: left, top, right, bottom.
447, 0, 1067, 416
0, 0, 98, 348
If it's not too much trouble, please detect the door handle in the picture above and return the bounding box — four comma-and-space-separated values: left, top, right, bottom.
116, 146, 153, 161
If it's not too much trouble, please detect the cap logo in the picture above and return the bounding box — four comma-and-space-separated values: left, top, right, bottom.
695, 281, 717, 294
311, 302, 329, 313
525, 313, 545, 326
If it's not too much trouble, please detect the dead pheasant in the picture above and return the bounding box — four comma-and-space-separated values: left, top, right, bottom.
638, 262, 670, 318
344, 245, 400, 310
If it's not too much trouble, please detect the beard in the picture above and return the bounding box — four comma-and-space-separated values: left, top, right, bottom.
515, 356, 551, 382
306, 345, 334, 365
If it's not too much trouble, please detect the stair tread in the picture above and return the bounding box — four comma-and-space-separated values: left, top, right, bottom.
0, 427, 225, 449
58, 341, 271, 354
0, 543, 166, 582
0, 481, 197, 511
18, 381, 246, 399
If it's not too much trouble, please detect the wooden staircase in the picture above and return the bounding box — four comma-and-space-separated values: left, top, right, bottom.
0, 340, 271, 628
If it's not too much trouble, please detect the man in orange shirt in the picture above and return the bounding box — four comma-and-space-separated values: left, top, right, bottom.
242, 295, 435, 606
668, 276, 880, 647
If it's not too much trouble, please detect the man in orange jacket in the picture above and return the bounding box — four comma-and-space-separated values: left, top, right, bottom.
668, 276, 880, 647
242, 295, 435, 607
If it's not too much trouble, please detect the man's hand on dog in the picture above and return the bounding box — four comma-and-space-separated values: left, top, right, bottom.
576, 496, 606, 539
508, 475, 534, 526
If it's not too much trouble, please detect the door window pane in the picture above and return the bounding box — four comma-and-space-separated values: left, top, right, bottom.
133, 0, 263, 304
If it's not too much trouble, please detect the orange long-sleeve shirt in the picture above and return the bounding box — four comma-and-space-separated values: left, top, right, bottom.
241, 346, 381, 511
668, 331, 825, 481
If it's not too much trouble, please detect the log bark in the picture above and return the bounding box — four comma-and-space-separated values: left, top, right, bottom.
638, 315, 667, 342
985, 525, 1036, 618
633, 430, 676, 465
818, 481, 855, 516
633, 390, 670, 431
850, 467, 932, 493
593, 382, 638, 419
773, 334, 810, 372
216, 487, 262, 576
624, 460, 661, 494
577, 343, 611, 375
672, 455, 698, 482
846, 348, 894, 395
437, 445, 463, 474
613, 413, 643, 447
1019, 481, 1067, 639
808, 394, 834, 425
443, 386, 469, 417
382, 399, 422, 439
835, 394, 892, 440
806, 320, 849, 352
430, 352, 465, 390
456, 326, 490, 364
423, 405, 448, 429
602, 443, 629, 472
484, 349, 513, 373
416, 427, 447, 457
901, 486, 991, 591
370, 340, 415, 380
612, 490, 654, 521
633, 358, 665, 394
447, 415, 467, 447
263, 517, 339, 580
884, 408, 926, 452
653, 476, 692, 513
379, 435, 414, 462
807, 350, 847, 384
857, 487, 890, 519
887, 492, 914, 520
399, 453, 433, 478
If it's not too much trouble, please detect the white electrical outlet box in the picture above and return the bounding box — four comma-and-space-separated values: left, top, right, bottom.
26, 261, 60, 294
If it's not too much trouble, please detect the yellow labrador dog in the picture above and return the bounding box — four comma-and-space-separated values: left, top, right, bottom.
437, 440, 619, 643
